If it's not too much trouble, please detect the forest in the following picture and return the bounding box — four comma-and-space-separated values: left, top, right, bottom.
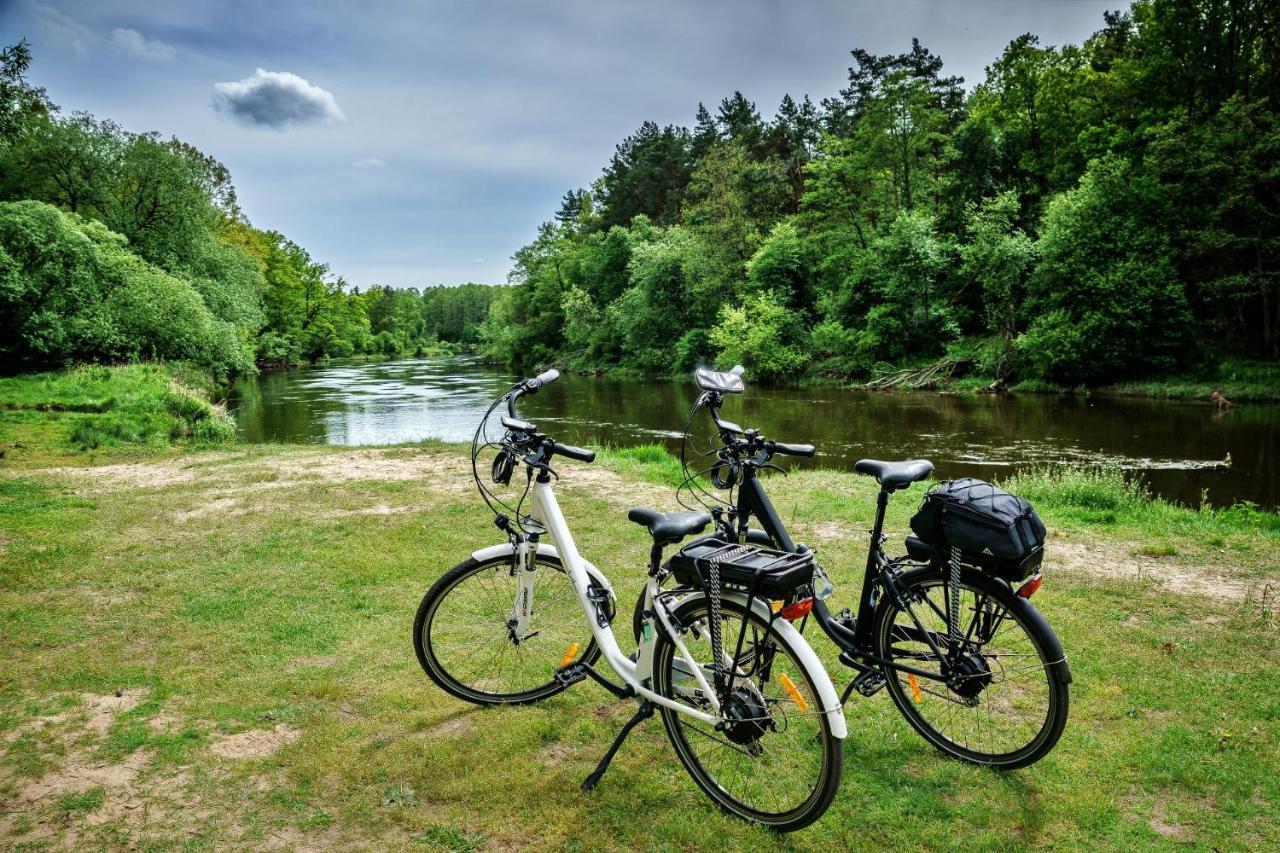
2, 0, 1277, 389
0, 39, 498, 377
484, 0, 1278, 387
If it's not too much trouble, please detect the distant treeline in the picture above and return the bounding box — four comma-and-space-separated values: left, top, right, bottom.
0, 40, 501, 376
483, 0, 1279, 385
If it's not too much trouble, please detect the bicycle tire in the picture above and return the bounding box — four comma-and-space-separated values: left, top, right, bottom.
873, 565, 1069, 769
414, 553, 599, 706
652, 594, 842, 831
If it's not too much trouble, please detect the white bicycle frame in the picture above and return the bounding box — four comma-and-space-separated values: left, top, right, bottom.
476, 475, 848, 737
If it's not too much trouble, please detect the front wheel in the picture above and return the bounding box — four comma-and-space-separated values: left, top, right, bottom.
414, 553, 598, 705
652, 594, 842, 831
874, 566, 1069, 769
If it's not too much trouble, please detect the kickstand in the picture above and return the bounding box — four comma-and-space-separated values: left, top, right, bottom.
581, 701, 654, 792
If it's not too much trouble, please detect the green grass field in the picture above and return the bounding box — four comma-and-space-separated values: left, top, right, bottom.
0, 371, 1277, 850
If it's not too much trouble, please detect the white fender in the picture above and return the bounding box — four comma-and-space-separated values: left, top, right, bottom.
469, 541, 616, 601
664, 589, 848, 739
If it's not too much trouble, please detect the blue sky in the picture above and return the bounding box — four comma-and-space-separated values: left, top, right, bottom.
1, 0, 1117, 289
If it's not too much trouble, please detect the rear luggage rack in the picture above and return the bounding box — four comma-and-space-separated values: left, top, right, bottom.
668, 541, 815, 598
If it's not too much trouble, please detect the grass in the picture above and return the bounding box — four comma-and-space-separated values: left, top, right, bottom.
0, 363, 236, 459
0, 431, 1276, 849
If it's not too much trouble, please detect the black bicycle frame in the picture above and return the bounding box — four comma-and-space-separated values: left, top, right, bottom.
731, 461, 963, 687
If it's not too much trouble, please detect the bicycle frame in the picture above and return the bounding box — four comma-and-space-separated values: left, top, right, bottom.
487, 472, 848, 737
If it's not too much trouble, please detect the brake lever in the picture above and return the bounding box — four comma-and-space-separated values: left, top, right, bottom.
522, 452, 558, 480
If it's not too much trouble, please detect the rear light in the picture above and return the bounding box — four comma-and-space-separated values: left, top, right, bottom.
779, 598, 814, 620
1017, 575, 1043, 598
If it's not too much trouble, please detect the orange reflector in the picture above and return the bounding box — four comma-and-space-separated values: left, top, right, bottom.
559, 642, 579, 668
778, 673, 809, 712
779, 598, 814, 621
1017, 575, 1043, 598
771, 600, 783, 612
907, 673, 923, 703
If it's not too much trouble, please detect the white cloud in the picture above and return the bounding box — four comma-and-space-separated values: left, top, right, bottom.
212, 69, 345, 129
111, 28, 176, 61
351, 157, 385, 169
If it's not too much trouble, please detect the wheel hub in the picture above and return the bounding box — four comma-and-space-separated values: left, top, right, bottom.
947, 650, 992, 699
723, 686, 771, 745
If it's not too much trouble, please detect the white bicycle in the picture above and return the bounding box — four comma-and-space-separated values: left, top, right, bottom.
413, 369, 846, 831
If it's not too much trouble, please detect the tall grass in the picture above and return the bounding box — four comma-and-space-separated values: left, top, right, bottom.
0, 363, 236, 451
599, 443, 689, 487
1000, 465, 1280, 537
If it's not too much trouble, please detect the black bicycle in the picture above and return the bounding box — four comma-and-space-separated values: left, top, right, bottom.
634, 366, 1071, 769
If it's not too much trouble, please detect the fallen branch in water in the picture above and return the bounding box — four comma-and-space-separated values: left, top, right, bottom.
863, 357, 973, 391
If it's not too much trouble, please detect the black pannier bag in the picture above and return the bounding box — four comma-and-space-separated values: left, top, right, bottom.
909, 478, 1046, 582
668, 540, 814, 599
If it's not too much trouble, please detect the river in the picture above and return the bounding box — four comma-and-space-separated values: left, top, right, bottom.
228, 356, 1278, 509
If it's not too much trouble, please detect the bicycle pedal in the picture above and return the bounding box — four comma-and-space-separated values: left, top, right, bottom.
851, 669, 887, 697
554, 663, 589, 687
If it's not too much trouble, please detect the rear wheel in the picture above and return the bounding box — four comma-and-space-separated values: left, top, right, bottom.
652, 594, 842, 831
874, 566, 1069, 769
414, 554, 598, 705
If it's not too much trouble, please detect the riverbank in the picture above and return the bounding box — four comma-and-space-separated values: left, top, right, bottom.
2, 388, 1278, 847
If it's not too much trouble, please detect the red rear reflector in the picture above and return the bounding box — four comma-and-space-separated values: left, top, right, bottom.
780, 598, 814, 620
1017, 575, 1043, 598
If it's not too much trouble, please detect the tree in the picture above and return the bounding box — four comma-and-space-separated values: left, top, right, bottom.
1020, 155, 1193, 382
0, 113, 123, 215
599, 121, 694, 228
0, 40, 53, 140
959, 191, 1034, 376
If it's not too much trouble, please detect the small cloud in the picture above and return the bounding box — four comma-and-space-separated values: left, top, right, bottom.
111, 28, 176, 61
351, 157, 385, 169
471, 258, 485, 265
212, 69, 344, 129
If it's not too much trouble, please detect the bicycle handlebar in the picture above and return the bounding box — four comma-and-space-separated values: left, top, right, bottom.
771, 441, 816, 458
502, 369, 593, 465
548, 441, 595, 463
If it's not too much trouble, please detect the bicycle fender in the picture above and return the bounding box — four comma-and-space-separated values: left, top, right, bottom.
669, 589, 848, 739
469, 542, 617, 601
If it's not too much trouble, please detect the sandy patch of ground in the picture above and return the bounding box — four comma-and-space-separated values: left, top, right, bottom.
323, 503, 418, 518
209, 724, 299, 759
1049, 539, 1250, 603
83, 688, 148, 736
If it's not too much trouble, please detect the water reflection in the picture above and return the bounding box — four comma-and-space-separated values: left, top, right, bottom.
228, 357, 1278, 509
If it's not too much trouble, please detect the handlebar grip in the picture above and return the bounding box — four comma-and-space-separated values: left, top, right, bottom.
523, 368, 560, 394
773, 442, 816, 458
549, 441, 595, 463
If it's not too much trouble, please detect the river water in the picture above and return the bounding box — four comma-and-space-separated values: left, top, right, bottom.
228, 356, 1278, 509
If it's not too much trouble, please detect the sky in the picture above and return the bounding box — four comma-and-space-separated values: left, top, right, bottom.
1, 0, 1119, 289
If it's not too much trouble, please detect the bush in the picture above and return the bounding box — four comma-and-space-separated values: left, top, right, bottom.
0, 200, 253, 376
710, 289, 809, 379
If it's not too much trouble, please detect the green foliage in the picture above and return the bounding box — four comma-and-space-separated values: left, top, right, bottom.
1020, 155, 1193, 383
487, 1, 1278, 384
710, 289, 809, 378
0, 200, 252, 375
0, 43, 500, 377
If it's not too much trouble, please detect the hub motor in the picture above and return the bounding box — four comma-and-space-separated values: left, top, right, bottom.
723, 686, 772, 745
947, 650, 993, 700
